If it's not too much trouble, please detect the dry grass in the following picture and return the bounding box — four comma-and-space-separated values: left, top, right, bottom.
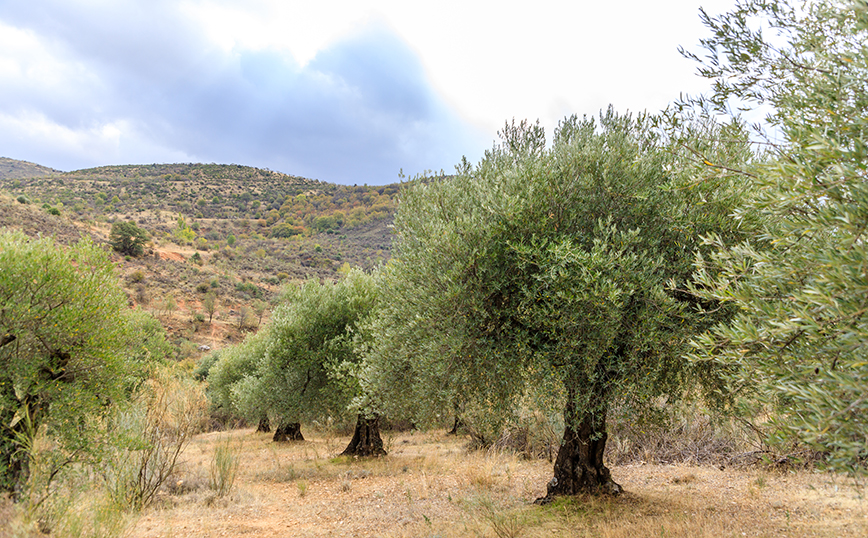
118, 428, 867, 538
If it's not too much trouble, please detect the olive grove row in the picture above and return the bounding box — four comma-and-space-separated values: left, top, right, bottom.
2, 0, 865, 510
205, 0, 868, 498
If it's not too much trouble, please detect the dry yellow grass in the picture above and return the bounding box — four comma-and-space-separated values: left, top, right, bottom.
126, 428, 867, 538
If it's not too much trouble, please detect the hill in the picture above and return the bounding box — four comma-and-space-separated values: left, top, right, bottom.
0, 157, 63, 179
0, 160, 402, 362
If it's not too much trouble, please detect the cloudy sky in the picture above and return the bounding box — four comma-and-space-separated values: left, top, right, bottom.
0, 0, 736, 185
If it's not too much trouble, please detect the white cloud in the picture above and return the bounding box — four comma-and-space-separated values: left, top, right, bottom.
0, 0, 740, 183
179, 0, 738, 137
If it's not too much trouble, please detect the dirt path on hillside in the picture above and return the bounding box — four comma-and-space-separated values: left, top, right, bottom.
157, 249, 185, 262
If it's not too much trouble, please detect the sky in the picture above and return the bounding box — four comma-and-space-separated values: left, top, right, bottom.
0, 0, 737, 186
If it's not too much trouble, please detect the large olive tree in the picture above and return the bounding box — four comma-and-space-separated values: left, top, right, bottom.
684, 0, 868, 473
361, 110, 755, 500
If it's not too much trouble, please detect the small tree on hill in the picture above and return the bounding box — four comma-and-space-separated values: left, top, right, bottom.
110, 220, 149, 257
203, 292, 217, 323
361, 111, 755, 500
252, 299, 268, 328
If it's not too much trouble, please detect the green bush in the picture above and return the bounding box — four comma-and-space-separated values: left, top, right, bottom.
0, 231, 147, 493
270, 223, 303, 238
235, 281, 262, 298
110, 221, 149, 257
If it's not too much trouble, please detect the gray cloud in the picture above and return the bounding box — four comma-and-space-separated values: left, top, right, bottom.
0, 1, 483, 184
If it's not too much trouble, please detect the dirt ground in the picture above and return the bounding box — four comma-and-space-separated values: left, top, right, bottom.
127, 428, 868, 538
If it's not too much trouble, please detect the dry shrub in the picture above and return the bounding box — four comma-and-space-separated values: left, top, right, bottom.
466, 457, 499, 491
103, 367, 208, 509
2, 463, 134, 538
463, 403, 562, 462
208, 436, 241, 497
490, 411, 561, 461
0, 493, 35, 538
605, 401, 741, 466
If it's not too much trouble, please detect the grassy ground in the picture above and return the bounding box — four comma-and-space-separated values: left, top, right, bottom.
122, 428, 866, 538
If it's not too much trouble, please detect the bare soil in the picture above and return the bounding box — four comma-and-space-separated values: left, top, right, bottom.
128, 428, 868, 538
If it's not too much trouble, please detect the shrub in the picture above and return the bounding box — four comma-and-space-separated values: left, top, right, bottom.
270, 223, 303, 238
209, 437, 241, 498
235, 281, 262, 299
110, 221, 149, 257
0, 232, 141, 494
193, 351, 221, 381
103, 369, 207, 509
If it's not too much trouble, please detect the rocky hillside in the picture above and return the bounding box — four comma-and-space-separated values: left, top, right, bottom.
0, 159, 402, 363
0, 157, 62, 179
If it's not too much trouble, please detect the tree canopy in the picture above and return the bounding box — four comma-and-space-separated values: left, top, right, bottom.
210, 269, 383, 451
684, 0, 868, 473
109, 220, 149, 257
0, 231, 156, 493
360, 110, 755, 498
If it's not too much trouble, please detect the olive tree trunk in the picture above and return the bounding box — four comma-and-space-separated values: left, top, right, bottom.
536, 388, 621, 504
272, 422, 304, 442
340, 414, 386, 457
256, 417, 271, 433
0, 411, 31, 497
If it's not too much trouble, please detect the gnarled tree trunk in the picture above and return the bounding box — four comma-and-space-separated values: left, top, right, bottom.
0, 414, 31, 497
256, 417, 271, 433
447, 415, 463, 435
536, 388, 621, 504
272, 422, 303, 442
341, 414, 386, 457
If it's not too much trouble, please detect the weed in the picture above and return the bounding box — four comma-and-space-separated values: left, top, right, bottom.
469, 495, 528, 538
296, 480, 308, 497
103, 369, 207, 510
209, 436, 241, 497
467, 456, 499, 491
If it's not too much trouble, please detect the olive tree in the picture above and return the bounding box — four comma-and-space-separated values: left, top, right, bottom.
0, 231, 147, 494
684, 0, 868, 473
225, 269, 384, 455
361, 110, 754, 500
206, 329, 272, 431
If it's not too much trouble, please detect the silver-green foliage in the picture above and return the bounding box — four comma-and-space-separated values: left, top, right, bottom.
685, 0, 868, 472
212, 269, 379, 427
0, 231, 152, 492
361, 110, 754, 437
206, 334, 267, 421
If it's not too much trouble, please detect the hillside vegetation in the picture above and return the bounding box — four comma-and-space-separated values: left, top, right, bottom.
3, 2, 867, 536
0, 157, 61, 179
0, 161, 403, 359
